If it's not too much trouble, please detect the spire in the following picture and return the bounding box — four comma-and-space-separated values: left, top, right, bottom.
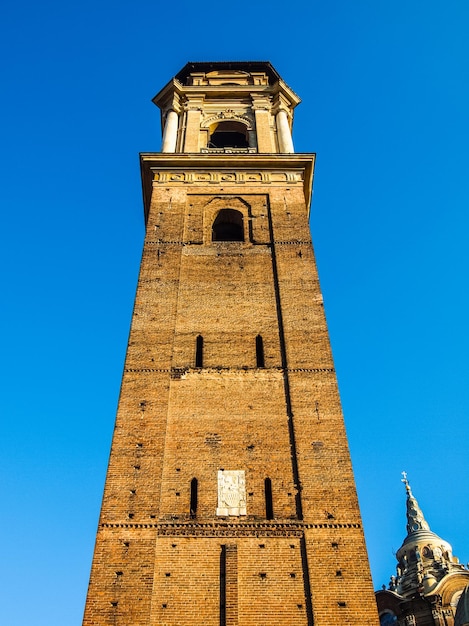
377, 480, 469, 624
393, 473, 461, 598
401, 471, 430, 534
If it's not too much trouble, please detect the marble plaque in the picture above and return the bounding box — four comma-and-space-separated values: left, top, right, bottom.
216, 470, 246, 516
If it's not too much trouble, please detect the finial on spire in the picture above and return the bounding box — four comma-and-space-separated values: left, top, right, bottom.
401, 471, 412, 495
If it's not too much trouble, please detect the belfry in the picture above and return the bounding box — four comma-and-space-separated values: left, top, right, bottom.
82, 62, 379, 626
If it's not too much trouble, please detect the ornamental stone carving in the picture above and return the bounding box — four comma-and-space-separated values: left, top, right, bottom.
217, 470, 246, 516
152, 170, 303, 185
202, 110, 254, 130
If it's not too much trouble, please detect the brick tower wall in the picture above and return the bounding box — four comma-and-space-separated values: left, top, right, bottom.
82, 157, 379, 626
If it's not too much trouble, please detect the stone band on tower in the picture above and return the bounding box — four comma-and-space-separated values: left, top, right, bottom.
82, 61, 379, 626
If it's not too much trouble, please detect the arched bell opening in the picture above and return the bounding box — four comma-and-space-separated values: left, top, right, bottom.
208, 121, 249, 149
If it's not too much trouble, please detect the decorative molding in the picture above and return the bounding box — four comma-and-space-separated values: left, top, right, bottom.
152, 170, 304, 185
124, 368, 172, 373
123, 367, 334, 375
200, 147, 257, 154
182, 95, 205, 112
169, 367, 285, 381
273, 240, 312, 244
142, 240, 313, 246
288, 368, 335, 373
99, 521, 362, 536
201, 110, 254, 130
144, 240, 185, 245
142, 240, 315, 248
250, 95, 273, 112
159, 525, 303, 538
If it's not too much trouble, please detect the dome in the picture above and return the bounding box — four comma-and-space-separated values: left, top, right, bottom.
394, 474, 459, 597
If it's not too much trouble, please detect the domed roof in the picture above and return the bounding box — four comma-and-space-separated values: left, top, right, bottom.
394, 474, 460, 597
397, 477, 453, 559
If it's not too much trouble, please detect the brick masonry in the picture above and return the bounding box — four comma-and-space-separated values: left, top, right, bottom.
82, 154, 379, 625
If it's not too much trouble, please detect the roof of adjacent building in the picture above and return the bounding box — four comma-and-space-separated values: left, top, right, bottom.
455, 586, 469, 626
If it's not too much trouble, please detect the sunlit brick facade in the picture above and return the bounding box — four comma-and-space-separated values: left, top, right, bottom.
82, 62, 379, 626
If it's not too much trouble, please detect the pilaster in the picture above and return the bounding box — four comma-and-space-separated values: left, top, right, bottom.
251, 95, 274, 153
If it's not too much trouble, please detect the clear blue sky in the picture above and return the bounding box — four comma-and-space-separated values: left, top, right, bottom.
1, 1, 468, 624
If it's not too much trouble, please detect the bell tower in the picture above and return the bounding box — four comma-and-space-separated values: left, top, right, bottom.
83, 62, 379, 626
156, 62, 298, 155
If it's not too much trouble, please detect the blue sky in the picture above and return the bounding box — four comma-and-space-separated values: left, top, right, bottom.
1, 1, 468, 624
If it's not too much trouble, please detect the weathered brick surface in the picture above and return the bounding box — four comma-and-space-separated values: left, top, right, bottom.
82, 155, 379, 625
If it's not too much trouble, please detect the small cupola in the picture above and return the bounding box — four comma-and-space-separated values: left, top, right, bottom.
393, 473, 464, 597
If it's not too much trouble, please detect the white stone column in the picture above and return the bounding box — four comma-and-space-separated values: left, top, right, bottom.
276, 109, 294, 153
161, 109, 179, 153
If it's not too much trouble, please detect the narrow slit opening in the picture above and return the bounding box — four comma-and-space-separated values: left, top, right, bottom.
195, 335, 203, 368
190, 477, 198, 518
265, 477, 274, 519
220, 545, 226, 626
256, 334, 265, 368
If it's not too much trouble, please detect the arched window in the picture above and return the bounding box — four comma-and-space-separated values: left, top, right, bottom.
212, 209, 244, 242
379, 611, 397, 625
195, 335, 203, 367
190, 478, 198, 518
209, 121, 248, 148
264, 478, 274, 520
256, 335, 265, 368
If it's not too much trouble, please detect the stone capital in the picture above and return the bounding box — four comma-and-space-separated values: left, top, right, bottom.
162, 92, 182, 116
250, 94, 272, 112
272, 92, 293, 117
182, 93, 205, 112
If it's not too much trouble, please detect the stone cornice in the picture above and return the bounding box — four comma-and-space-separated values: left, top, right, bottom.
140, 153, 315, 225
152, 169, 304, 185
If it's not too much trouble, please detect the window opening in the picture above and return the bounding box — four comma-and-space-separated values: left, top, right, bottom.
190, 478, 198, 518
256, 335, 265, 367
265, 478, 274, 519
196, 335, 203, 367
212, 209, 244, 242
209, 121, 248, 149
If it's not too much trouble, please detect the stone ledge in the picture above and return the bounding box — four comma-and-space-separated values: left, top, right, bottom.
99, 521, 362, 535
123, 367, 335, 374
